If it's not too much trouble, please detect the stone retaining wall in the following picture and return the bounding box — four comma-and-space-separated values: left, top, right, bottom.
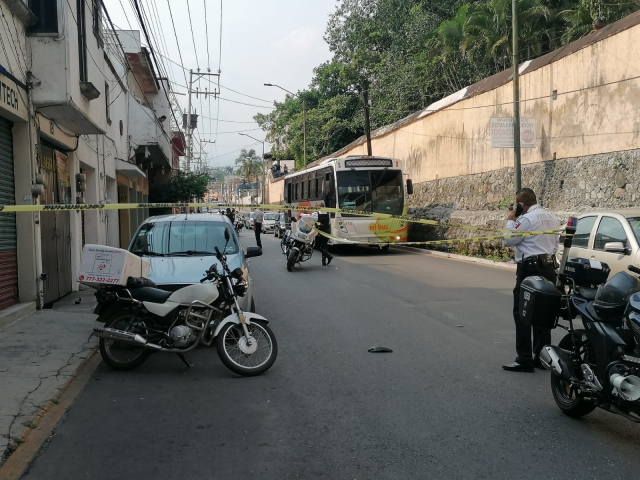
407, 149, 640, 257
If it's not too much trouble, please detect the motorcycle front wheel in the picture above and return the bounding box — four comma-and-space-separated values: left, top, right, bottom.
99, 311, 151, 371
286, 249, 297, 271
216, 320, 278, 376
550, 329, 597, 418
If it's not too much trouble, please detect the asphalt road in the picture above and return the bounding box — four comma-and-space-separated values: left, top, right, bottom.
24, 233, 640, 479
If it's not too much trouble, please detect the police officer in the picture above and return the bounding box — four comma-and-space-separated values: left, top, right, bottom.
502, 188, 560, 373
316, 214, 334, 266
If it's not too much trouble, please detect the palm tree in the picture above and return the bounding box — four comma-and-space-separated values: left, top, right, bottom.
559, 0, 640, 45
463, 0, 549, 73
234, 148, 264, 188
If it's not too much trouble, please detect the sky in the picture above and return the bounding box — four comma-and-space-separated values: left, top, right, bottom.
104, 0, 337, 169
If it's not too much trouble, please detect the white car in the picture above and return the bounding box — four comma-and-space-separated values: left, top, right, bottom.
243, 212, 255, 229
558, 209, 640, 278
262, 212, 279, 233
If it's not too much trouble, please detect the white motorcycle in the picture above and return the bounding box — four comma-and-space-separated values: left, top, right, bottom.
93, 228, 277, 376
282, 213, 318, 272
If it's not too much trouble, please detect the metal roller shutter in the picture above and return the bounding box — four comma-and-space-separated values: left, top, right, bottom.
0, 116, 18, 310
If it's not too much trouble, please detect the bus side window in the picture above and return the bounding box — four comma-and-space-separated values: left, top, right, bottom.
317, 177, 323, 200
301, 180, 305, 199
295, 182, 299, 200
285, 181, 291, 203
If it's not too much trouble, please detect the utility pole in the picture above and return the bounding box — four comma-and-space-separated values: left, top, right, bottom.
302, 98, 307, 167
186, 70, 219, 172
363, 88, 373, 156
512, 0, 521, 192
186, 69, 193, 172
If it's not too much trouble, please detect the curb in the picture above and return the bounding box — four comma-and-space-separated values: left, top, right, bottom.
392, 245, 517, 271
0, 303, 36, 332
0, 349, 101, 480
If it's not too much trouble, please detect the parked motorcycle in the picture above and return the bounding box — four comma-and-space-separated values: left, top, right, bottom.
93, 229, 277, 376
281, 213, 318, 272
526, 217, 640, 422
234, 215, 244, 233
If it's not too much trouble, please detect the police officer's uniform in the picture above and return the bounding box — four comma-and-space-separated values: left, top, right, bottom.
503, 204, 560, 370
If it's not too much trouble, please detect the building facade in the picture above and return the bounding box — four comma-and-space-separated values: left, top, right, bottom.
0, 1, 182, 313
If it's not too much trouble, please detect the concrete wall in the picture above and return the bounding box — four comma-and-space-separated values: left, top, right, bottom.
267, 177, 285, 205
0, 0, 41, 305
30, 0, 107, 133
335, 16, 640, 186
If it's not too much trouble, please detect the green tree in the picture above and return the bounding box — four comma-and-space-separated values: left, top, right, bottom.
559, 0, 640, 44
234, 149, 264, 184
149, 171, 210, 202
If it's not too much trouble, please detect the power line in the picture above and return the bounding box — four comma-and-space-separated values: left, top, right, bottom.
218, 0, 223, 73
218, 97, 275, 109
185, 0, 200, 69
197, 128, 263, 134
101, 1, 175, 143
204, 0, 211, 70
165, 0, 188, 86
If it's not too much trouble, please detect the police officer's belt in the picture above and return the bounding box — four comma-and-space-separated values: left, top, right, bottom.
520, 254, 555, 266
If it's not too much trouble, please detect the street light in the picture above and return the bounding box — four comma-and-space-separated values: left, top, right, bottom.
264, 83, 306, 167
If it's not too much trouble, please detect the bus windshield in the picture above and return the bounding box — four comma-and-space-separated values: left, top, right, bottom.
337, 170, 403, 215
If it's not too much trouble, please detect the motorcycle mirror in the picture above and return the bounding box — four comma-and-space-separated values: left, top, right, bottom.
224, 228, 231, 242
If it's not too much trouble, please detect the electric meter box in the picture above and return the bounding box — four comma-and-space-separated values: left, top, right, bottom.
77, 244, 150, 287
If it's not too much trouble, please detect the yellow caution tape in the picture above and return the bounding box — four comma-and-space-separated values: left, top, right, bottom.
0, 202, 565, 237
312, 227, 570, 246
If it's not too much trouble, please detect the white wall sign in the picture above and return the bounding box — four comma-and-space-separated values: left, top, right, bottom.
490, 118, 536, 148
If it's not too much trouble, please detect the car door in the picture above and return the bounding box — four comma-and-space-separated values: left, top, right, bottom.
559, 215, 598, 262
590, 215, 633, 276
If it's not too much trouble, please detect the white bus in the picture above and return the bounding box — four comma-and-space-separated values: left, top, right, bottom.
283, 156, 413, 249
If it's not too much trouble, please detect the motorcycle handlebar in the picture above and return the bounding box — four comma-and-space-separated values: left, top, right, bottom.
628, 265, 640, 275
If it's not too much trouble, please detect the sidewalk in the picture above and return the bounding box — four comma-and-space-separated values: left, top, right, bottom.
0, 290, 98, 465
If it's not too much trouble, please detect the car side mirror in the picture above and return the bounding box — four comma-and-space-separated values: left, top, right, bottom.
245, 246, 263, 258
604, 242, 628, 254
406, 179, 414, 195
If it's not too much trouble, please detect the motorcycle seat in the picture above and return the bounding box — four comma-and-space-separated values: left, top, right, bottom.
575, 286, 598, 301
127, 286, 172, 304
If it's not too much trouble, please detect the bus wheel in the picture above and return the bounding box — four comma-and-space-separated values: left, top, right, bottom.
379, 245, 390, 252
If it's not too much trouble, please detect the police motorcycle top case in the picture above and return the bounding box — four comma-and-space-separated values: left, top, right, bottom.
519, 257, 611, 329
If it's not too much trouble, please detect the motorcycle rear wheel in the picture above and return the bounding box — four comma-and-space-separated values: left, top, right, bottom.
216, 319, 278, 376
99, 311, 151, 371
550, 329, 597, 418
286, 250, 297, 272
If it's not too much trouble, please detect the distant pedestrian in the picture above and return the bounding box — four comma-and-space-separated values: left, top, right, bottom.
502, 188, 560, 373
316, 214, 334, 266
283, 164, 289, 175
254, 207, 264, 248
225, 207, 235, 224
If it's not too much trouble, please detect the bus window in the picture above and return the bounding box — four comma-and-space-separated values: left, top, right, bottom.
317, 178, 323, 199
308, 180, 313, 199
301, 180, 305, 199
295, 183, 299, 200
286, 181, 291, 203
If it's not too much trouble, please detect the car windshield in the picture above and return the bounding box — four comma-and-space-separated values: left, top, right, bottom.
130, 220, 239, 256
279, 214, 285, 222
337, 169, 404, 215
265, 213, 279, 220
626, 217, 640, 243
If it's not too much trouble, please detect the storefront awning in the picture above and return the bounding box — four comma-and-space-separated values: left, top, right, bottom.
116, 159, 146, 179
